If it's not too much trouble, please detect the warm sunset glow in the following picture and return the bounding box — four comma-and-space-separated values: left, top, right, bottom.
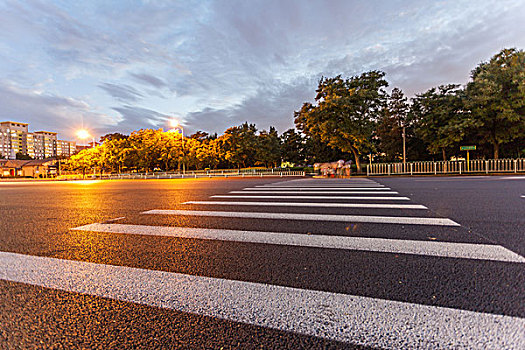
169, 119, 179, 128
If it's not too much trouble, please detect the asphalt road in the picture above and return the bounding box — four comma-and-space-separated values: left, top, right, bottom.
0, 175, 524, 349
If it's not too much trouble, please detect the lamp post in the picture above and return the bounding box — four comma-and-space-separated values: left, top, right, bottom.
169, 120, 185, 174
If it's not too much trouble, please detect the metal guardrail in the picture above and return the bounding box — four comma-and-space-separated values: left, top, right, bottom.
367, 158, 525, 176
60, 169, 306, 180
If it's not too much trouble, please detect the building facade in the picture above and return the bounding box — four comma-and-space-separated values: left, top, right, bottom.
57, 139, 77, 157
0, 121, 29, 159
0, 121, 76, 159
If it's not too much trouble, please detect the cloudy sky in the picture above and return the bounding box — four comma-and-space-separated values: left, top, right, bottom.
1, 0, 524, 141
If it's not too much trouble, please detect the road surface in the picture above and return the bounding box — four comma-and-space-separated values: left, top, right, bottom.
0, 176, 524, 349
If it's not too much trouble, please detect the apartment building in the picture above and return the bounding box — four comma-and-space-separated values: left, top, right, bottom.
1, 121, 76, 159
57, 139, 76, 157
0, 121, 29, 159
33, 131, 57, 159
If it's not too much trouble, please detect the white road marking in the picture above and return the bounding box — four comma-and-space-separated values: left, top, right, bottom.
232, 191, 399, 195
72, 223, 525, 263
183, 201, 427, 210
243, 187, 391, 190
142, 210, 460, 226
104, 217, 126, 222
216, 195, 410, 200
1, 252, 522, 349
253, 186, 385, 189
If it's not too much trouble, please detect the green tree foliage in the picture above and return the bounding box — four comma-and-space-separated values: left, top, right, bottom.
294, 71, 388, 170
280, 129, 305, 165
465, 48, 525, 159
410, 84, 469, 161
377, 88, 408, 161
220, 122, 259, 168
256, 126, 281, 168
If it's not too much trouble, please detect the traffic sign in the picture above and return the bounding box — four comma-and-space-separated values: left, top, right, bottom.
460, 145, 476, 151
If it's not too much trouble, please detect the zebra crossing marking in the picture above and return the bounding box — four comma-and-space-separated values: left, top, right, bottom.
183, 201, 428, 210
142, 210, 460, 226
1, 251, 522, 349
72, 223, 525, 263
231, 191, 399, 194
218, 194, 409, 200
246, 187, 389, 190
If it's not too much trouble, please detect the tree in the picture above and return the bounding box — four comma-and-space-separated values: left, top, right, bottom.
220, 122, 259, 168
100, 132, 128, 143
294, 71, 388, 171
465, 48, 525, 159
256, 126, 281, 168
190, 131, 209, 140
410, 84, 469, 161
280, 129, 305, 165
16, 152, 33, 160
377, 88, 408, 161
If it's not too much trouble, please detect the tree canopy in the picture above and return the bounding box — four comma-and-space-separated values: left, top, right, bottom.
294, 71, 388, 170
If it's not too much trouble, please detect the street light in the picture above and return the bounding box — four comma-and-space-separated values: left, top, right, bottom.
169, 119, 185, 174
76, 129, 95, 148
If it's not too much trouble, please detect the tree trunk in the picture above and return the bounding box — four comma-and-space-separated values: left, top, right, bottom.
493, 142, 499, 159
442, 148, 446, 162
350, 148, 361, 173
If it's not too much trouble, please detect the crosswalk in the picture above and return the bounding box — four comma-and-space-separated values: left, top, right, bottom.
1, 177, 524, 349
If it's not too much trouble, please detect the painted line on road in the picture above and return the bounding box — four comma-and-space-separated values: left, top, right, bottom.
253, 184, 388, 190
183, 201, 427, 210
1, 252, 522, 349
142, 210, 460, 226
72, 223, 525, 263
232, 191, 399, 195
243, 187, 391, 190
215, 195, 410, 201
103, 217, 126, 223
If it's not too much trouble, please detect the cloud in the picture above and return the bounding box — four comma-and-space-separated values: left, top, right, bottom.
99, 83, 144, 102
130, 73, 168, 88
1, 0, 524, 138
111, 105, 168, 131
0, 82, 113, 139
184, 76, 317, 134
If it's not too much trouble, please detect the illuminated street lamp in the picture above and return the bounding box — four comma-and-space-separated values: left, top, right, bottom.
169, 119, 185, 174
76, 129, 95, 148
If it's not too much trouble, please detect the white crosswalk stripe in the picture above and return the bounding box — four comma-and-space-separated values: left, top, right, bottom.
1, 251, 523, 349
216, 194, 410, 200
184, 201, 428, 209
232, 190, 399, 194
72, 223, 525, 263
244, 187, 390, 190
143, 209, 460, 226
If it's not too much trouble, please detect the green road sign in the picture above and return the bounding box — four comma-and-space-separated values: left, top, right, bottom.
460, 145, 476, 151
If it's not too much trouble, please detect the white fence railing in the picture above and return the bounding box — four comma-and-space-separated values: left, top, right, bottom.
61, 168, 306, 180
367, 158, 525, 176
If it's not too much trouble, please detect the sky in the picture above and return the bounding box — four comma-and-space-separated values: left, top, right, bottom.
1, 0, 524, 141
